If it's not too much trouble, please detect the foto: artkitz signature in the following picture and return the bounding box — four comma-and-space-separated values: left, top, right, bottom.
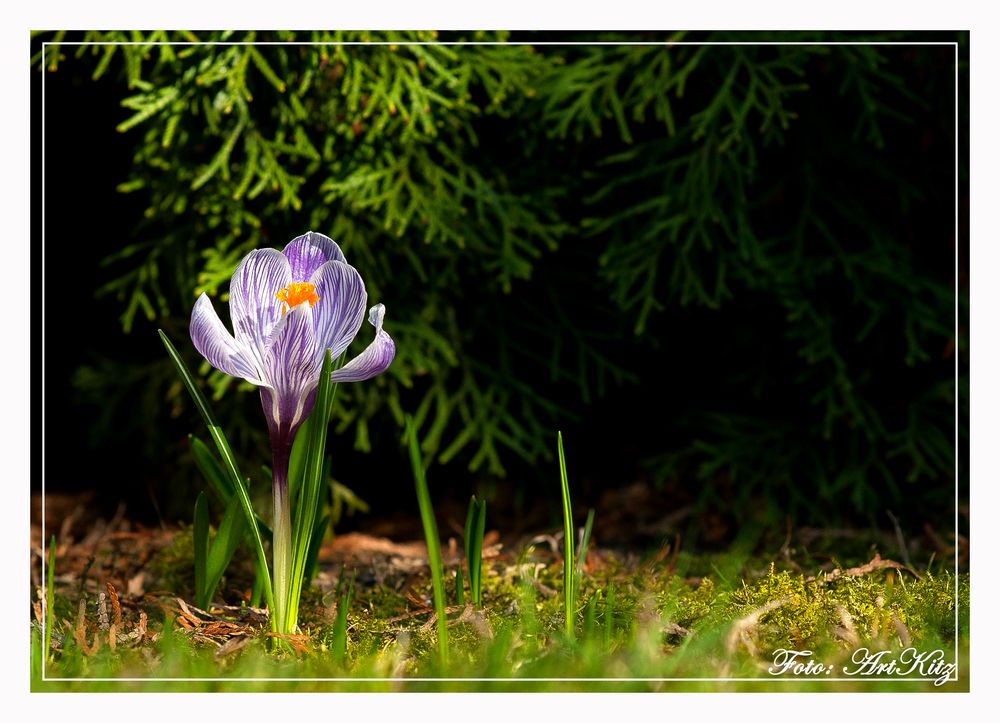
768, 647, 956, 686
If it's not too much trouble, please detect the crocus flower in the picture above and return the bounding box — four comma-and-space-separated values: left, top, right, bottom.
190, 231, 395, 453
189, 231, 394, 631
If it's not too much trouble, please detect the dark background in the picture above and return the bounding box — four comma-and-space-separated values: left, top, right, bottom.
32, 32, 969, 552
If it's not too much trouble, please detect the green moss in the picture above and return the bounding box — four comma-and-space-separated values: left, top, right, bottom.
37, 544, 970, 691
148, 526, 196, 598
673, 578, 719, 629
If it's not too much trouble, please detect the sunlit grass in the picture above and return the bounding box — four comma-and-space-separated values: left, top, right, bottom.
32, 543, 969, 692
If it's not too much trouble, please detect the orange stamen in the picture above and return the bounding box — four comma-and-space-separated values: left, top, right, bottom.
275, 282, 320, 315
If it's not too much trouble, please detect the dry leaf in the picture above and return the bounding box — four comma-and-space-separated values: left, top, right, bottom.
266, 632, 311, 655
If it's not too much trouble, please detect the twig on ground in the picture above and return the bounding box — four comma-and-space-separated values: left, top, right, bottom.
809, 553, 921, 583
418, 605, 470, 632
725, 597, 791, 659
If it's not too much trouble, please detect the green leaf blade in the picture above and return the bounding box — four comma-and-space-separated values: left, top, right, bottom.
407, 414, 449, 666
558, 430, 575, 640
158, 329, 274, 623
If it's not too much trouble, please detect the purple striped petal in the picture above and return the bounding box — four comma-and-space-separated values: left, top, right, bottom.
263, 302, 319, 430
309, 260, 368, 363
283, 232, 347, 283
190, 293, 268, 386
229, 249, 292, 371
329, 304, 396, 384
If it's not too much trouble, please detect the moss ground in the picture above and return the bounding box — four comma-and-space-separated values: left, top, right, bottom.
31, 526, 969, 692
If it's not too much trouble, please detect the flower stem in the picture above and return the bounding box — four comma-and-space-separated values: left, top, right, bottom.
271, 434, 294, 636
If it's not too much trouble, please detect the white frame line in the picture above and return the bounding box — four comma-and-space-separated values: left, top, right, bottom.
37, 36, 964, 687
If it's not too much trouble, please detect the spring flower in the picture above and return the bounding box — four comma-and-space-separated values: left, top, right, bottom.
189, 231, 394, 631
190, 231, 394, 441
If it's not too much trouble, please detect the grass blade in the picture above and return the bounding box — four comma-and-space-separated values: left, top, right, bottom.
575, 508, 596, 599
158, 329, 274, 620
203, 494, 246, 609
577, 509, 595, 570
473, 499, 486, 604
583, 594, 597, 641
190, 435, 235, 502
464, 496, 486, 606
250, 565, 265, 608
192, 434, 273, 538
159, 329, 217, 428
455, 567, 465, 606
557, 430, 575, 639
192, 433, 272, 609
287, 416, 310, 507
303, 513, 329, 585
331, 573, 354, 665
287, 349, 334, 632
406, 414, 449, 666
289, 352, 342, 509
604, 583, 616, 652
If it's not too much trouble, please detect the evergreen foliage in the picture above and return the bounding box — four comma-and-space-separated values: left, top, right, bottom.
39, 31, 965, 525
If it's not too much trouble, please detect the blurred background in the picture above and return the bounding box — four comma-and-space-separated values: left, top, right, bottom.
32, 31, 968, 553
